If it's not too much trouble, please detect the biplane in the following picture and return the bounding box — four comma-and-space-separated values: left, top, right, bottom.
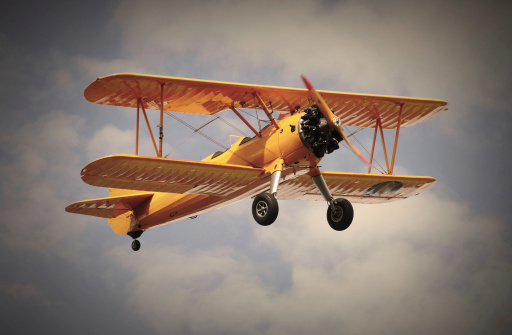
66, 73, 448, 251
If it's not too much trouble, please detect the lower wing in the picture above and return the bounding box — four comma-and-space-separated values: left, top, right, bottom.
80, 154, 265, 196
277, 172, 436, 204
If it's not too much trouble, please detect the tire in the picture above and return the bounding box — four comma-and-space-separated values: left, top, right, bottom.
327, 198, 353, 231
131, 239, 141, 251
252, 193, 279, 226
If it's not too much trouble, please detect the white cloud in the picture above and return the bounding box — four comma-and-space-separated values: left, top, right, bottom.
0, 113, 90, 256
107, 0, 511, 143
86, 125, 136, 160
76, 56, 153, 79
108, 192, 512, 334
2, 1, 511, 333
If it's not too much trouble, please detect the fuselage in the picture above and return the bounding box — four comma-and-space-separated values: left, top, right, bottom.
130, 112, 321, 231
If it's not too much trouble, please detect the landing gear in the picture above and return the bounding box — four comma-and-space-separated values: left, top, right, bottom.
327, 198, 353, 231
252, 192, 279, 226
131, 239, 141, 251
311, 171, 354, 231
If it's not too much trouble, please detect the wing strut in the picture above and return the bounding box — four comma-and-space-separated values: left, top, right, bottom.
158, 83, 164, 157
309, 167, 337, 209
368, 103, 404, 174
137, 98, 159, 156
136, 100, 139, 155
253, 92, 280, 130
390, 103, 404, 174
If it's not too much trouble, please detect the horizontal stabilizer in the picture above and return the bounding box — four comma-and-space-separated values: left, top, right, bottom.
65, 192, 153, 219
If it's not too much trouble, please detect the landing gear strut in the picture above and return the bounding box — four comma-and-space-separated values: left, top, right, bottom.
252, 167, 282, 226
311, 171, 354, 231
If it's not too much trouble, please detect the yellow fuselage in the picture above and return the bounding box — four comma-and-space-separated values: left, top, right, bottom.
121, 112, 319, 233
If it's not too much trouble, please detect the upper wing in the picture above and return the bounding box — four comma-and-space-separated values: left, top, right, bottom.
277, 172, 436, 204
65, 192, 154, 218
81, 155, 265, 196
85, 73, 447, 129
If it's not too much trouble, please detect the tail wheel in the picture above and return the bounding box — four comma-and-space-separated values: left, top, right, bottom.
252, 193, 279, 226
327, 198, 353, 231
131, 239, 141, 251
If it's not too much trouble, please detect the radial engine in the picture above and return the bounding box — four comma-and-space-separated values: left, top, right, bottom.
298, 105, 343, 158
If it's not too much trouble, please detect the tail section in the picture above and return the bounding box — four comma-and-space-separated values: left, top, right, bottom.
65, 189, 153, 235
108, 209, 136, 235
107, 189, 153, 235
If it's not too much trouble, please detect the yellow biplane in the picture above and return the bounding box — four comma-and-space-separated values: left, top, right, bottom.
66, 74, 448, 251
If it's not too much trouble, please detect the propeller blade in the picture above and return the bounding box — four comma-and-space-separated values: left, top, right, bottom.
301, 75, 370, 166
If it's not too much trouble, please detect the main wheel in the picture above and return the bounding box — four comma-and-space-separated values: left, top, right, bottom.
252, 193, 279, 226
327, 198, 353, 231
131, 239, 141, 251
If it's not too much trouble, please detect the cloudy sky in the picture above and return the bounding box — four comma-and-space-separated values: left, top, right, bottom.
1, 0, 511, 334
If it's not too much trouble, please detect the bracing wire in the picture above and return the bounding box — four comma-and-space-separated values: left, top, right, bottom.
164, 115, 220, 158
163, 111, 257, 167
347, 127, 386, 174
164, 112, 227, 150
217, 115, 250, 137
346, 126, 365, 138
341, 125, 386, 174
164, 109, 386, 173
240, 108, 258, 120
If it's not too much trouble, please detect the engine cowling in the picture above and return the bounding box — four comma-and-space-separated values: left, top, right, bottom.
298, 105, 343, 158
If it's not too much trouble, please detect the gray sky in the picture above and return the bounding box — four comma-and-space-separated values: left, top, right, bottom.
1, 0, 511, 334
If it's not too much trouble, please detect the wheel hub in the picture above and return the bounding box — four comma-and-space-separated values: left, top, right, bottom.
330, 206, 344, 223
256, 201, 268, 217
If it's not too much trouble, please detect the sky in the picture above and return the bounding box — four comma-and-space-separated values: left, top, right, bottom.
1, 0, 511, 334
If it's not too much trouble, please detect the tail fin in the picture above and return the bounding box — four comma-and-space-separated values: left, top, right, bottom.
108, 210, 136, 235
107, 189, 153, 235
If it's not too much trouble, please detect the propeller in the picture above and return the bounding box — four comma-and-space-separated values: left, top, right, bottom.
301, 75, 369, 166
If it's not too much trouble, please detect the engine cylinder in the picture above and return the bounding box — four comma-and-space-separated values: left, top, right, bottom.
298, 105, 343, 158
